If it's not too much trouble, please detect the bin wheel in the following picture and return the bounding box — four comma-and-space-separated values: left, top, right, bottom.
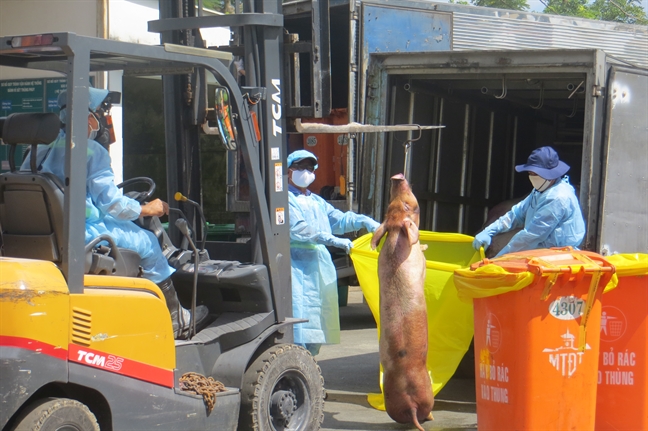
239, 344, 325, 431
12, 397, 99, 431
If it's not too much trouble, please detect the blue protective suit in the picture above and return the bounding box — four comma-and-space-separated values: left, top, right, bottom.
288, 184, 378, 347
483, 176, 585, 257
21, 131, 174, 283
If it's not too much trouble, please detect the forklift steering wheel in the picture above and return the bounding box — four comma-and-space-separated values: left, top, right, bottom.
117, 177, 156, 203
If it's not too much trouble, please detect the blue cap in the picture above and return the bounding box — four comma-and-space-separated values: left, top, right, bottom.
515, 146, 570, 180
287, 149, 318, 170
58, 87, 110, 124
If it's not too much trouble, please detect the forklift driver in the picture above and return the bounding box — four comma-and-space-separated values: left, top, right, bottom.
21, 87, 208, 340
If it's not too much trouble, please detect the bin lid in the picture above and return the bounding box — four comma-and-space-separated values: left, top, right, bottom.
469, 247, 612, 273
455, 247, 618, 352
454, 247, 616, 301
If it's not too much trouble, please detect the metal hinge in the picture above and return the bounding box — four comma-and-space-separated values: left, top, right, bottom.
592, 85, 603, 97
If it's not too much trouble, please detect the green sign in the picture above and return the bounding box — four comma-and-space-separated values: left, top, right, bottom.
0, 78, 67, 172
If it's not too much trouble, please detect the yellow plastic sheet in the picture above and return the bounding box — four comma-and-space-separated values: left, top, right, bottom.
349, 231, 480, 410
454, 249, 633, 300
454, 264, 535, 302
605, 253, 648, 292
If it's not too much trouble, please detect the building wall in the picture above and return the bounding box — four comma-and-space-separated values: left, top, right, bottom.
0, 0, 100, 79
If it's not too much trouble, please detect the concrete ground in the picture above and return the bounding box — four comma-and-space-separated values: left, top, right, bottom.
317, 286, 478, 431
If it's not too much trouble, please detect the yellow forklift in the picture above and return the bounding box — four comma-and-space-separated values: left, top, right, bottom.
0, 28, 324, 431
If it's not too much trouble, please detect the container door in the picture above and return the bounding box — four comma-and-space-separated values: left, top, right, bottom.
598, 66, 648, 254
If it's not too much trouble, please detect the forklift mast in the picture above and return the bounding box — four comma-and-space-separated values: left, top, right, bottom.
150, 0, 292, 322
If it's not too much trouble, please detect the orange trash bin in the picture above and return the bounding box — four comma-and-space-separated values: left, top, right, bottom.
596, 253, 648, 431
455, 248, 615, 431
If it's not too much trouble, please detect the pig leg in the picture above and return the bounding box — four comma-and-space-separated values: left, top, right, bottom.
371, 222, 388, 250
403, 218, 420, 245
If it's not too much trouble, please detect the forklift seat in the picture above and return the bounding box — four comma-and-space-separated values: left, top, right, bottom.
0, 113, 64, 262
0, 113, 140, 276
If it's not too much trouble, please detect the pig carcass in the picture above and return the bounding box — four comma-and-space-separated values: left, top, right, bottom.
371, 174, 434, 431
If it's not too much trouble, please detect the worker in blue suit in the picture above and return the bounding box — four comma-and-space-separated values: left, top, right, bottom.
288, 149, 379, 356
473, 146, 585, 257
24, 87, 208, 339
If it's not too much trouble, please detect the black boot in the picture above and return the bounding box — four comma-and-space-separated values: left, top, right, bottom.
158, 277, 209, 339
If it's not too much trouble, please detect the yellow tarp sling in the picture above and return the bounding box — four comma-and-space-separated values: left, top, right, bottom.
350, 231, 479, 410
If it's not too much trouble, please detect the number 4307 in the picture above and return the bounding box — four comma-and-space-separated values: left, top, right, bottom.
552, 299, 584, 316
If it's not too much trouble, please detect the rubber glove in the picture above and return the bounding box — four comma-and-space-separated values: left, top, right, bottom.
364, 219, 380, 233
473, 230, 492, 251
332, 237, 354, 254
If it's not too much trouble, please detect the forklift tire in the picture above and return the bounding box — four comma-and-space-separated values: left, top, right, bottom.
239, 344, 325, 431
12, 397, 100, 431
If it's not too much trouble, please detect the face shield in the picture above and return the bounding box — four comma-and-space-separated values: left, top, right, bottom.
88, 111, 101, 141
93, 93, 119, 149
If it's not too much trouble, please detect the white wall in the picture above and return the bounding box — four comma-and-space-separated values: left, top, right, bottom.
109, 0, 160, 44
109, 0, 230, 47
0, 0, 99, 79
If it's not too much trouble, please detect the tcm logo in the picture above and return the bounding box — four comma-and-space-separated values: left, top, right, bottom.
271, 79, 282, 136
76, 350, 124, 371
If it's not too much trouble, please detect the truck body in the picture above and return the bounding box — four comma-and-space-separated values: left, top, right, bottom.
281, 0, 648, 254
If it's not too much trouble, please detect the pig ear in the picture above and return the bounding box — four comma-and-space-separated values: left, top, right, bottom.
371, 223, 387, 249
404, 219, 420, 245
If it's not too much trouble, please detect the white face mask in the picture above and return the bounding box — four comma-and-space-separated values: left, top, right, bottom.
529, 175, 551, 192
292, 169, 316, 188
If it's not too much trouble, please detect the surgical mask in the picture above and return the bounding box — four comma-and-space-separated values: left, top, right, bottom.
529, 175, 551, 192
292, 169, 316, 188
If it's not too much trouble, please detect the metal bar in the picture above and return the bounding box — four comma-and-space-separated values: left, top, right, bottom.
148, 13, 283, 33
283, 41, 313, 54
484, 110, 494, 222
254, 0, 292, 323
310, 0, 331, 117
403, 89, 415, 181
347, 0, 359, 211
582, 50, 608, 252
64, 39, 90, 293
385, 84, 398, 195
485, 111, 494, 200
509, 116, 518, 198
294, 119, 443, 133
432, 98, 444, 232
458, 103, 470, 233
425, 97, 440, 228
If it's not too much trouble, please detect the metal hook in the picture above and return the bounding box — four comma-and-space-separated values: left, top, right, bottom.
400, 125, 423, 181
566, 97, 578, 118
494, 76, 507, 99
530, 83, 544, 110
